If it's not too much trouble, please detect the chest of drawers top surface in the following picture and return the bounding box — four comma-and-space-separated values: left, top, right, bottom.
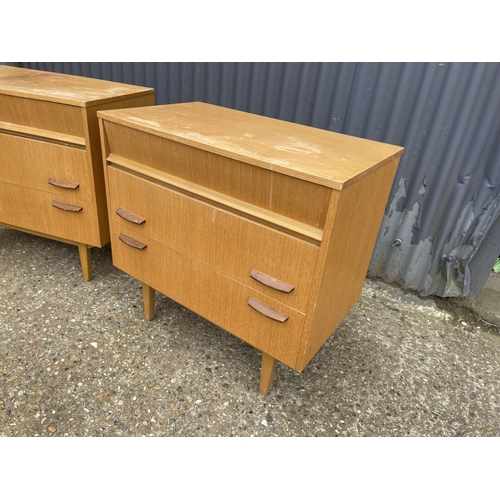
97, 101, 403, 190
0, 66, 153, 107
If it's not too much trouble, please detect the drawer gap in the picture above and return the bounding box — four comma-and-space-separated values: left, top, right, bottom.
0, 122, 86, 149
113, 218, 310, 314
107, 154, 323, 245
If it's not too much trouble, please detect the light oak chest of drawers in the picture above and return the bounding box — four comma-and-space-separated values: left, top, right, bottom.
98, 102, 404, 394
0, 66, 154, 279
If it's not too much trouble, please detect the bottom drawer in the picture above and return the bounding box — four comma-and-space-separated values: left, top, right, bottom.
0, 181, 101, 246
111, 222, 305, 369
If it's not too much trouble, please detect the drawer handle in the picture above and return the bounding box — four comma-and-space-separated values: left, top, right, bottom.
119, 233, 147, 250
52, 200, 83, 212
116, 207, 146, 225
248, 297, 288, 323
48, 177, 79, 190
250, 269, 295, 293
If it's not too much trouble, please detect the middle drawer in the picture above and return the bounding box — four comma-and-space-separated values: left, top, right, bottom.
107, 165, 319, 312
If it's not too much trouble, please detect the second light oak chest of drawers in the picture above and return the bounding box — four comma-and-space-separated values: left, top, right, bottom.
98, 102, 404, 394
0, 66, 154, 279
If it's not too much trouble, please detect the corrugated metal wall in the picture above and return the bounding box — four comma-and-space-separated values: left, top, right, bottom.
16, 62, 500, 298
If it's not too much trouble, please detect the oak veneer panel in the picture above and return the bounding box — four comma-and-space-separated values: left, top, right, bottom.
108, 155, 323, 244
102, 121, 331, 230
142, 284, 156, 321
0, 181, 100, 246
0, 133, 91, 201
107, 165, 319, 312
98, 102, 404, 391
0, 94, 85, 138
80, 95, 156, 248
111, 222, 305, 367
260, 353, 277, 396
98, 101, 403, 190
0, 66, 154, 107
296, 156, 402, 370
0, 66, 155, 279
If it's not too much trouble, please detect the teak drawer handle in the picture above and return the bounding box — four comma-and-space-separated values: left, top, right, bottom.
119, 233, 147, 250
52, 200, 83, 212
250, 269, 295, 293
248, 297, 289, 323
48, 177, 79, 190
116, 207, 146, 225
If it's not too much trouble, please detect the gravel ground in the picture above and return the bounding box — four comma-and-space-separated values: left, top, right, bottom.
1, 226, 500, 437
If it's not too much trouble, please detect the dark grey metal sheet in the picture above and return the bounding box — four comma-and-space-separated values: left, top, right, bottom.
16, 62, 500, 297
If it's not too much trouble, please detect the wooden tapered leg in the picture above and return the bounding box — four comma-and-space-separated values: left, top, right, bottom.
77, 244, 92, 281
260, 352, 277, 395
142, 282, 156, 320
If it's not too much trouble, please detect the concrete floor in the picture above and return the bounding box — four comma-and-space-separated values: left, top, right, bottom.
473, 272, 500, 324
1, 226, 500, 437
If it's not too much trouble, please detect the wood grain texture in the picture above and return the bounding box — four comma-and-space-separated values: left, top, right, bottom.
0, 132, 91, 201
106, 165, 319, 312
107, 156, 323, 244
0, 66, 154, 107
52, 200, 83, 212
110, 222, 305, 368
0, 121, 85, 147
0, 94, 85, 137
142, 283, 156, 321
48, 178, 80, 190
99, 102, 404, 388
81, 94, 155, 247
296, 156, 402, 370
97, 102, 404, 190
248, 297, 289, 323
0, 222, 90, 247
101, 121, 331, 230
116, 207, 146, 225
250, 269, 295, 293
119, 232, 147, 250
0, 69, 154, 280
0, 180, 101, 246
77, 244, 92, 281
260, 352, 277, 396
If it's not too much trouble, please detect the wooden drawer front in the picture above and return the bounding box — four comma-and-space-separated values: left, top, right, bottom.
103, 121, 332, 230
0, 133, 91, 201
111, 222, 305, 368
0, 94, 84, 139
0, 181, 100, 246
107, 167, 319, 312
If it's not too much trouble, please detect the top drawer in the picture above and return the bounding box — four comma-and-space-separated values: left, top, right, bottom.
0, 94, 85, 144
102, 121, 332, 231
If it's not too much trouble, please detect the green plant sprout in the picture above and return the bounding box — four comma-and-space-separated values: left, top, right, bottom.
494, 258, 500, 273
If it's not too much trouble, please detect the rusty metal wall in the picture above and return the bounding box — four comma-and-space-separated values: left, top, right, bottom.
359, 63, 500, 297
17, 62, 500, 297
